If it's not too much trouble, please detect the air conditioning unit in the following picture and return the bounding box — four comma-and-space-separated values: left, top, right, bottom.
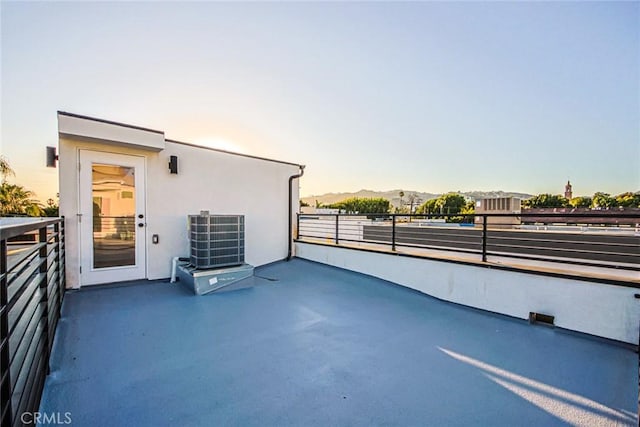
188, 212, 245, 269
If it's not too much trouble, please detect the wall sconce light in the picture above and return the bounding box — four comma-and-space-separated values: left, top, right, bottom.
46, 146, 59, 168
169, 155, 178, 174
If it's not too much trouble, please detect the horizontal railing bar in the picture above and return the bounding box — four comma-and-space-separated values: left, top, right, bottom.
24, 358, 47, 426
6, 242, 45, 275
393, 241, 482, 256
47, 270, 59, 290
300, 212, 640, 218
46, 231, 59, 242
8, 276, 43, 335
0, 218, 62, 240
487, 239, 640, 261
13, 333, 46, 420
7, 261, 42, 308
326, 236, 484, 256
393, 229, 482, 239
46, 243, 57, 257
395, 238, 480, 247
11, 322, 45, 403
47, 260, 58, 280
485, 242, 639, 258
485, 235, 639, 247
10, 301, 44, 366
7, 247, 43, 280
0, 365, 9, 392
0, 394, 10, 426
48, 285, 59, 304
301, 222, 640, 239
7, 258, 43, 309
486, 250, 640, 270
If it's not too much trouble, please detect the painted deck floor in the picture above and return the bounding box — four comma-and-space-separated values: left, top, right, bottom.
40, 258, 636, 426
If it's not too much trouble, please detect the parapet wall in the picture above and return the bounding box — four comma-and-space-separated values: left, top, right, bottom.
295, 241, 639, 344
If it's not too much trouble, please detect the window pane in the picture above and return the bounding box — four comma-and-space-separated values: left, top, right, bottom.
92, 164, 136, 268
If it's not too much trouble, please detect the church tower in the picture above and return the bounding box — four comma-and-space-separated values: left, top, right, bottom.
564, 180, 573, 200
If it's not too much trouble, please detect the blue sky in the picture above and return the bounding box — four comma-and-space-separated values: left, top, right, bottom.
1, 1, 638, 201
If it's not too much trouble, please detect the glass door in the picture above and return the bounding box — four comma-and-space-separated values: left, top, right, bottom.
79, 151, 146, 285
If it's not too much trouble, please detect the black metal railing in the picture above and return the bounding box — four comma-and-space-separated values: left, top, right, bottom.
1, 218, 65, 427
296, 212, 640, 272
637, 303, 640, 422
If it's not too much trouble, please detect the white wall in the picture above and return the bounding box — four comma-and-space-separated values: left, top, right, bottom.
296, 242, 639, 344
59, 135, 301, 288
147, 141, 300, 278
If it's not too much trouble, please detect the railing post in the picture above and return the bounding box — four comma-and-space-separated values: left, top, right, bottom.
392, 215, 396, 251
39, 226, 50, 374
1, 238, 12, 427
54, 221, 62, 317
60, 217, 65, 293
335, 214, 339, 244
482, 215, 488, 262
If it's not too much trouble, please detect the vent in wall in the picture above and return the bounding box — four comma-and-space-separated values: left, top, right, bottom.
529, 312, 555, 327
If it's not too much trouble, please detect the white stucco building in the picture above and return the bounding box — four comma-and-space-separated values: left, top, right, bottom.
57, 111, 304, 287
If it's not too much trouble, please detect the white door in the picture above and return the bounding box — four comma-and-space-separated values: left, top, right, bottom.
79, 150, 146, 285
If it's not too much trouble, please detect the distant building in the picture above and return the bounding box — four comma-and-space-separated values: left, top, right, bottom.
300, 207, 340, 214
564, 180, 573, 200
474, 197, 522, 227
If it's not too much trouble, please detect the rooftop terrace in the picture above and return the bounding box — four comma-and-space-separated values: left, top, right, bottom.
40, 259, 636, 426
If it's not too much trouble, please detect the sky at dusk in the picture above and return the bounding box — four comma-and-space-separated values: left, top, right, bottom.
1, 1, 638, 202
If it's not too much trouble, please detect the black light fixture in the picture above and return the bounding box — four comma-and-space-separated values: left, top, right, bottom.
168, 155, 178, 174
46, 146, 58, 168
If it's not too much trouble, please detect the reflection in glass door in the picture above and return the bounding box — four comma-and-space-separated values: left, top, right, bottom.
92, 164, 136, 268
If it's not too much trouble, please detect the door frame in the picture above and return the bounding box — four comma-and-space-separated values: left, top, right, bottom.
78, 149, 148, 286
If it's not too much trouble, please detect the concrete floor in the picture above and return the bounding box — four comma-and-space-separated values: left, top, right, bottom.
40, 258, 636, 426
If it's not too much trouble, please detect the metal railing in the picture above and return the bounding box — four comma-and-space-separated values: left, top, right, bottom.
1, 218, 65, 427
296, 212, 640, 273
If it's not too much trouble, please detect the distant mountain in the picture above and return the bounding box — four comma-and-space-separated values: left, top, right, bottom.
301, 189, 534, 208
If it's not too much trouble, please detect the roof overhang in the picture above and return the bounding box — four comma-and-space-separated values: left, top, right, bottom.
58, 111, 165, 152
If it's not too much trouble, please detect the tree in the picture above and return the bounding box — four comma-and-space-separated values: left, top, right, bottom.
416, 193, 467, 215
327, 197, 390, 214
0, 183, 43, 216
569, 196, 592, 208
42, 198, 59, 217
435, 192, 467, 214
0, 156, 14, 183
614, 192, 640, 208
591, 192, 615, 209
416, 198, 438, 215
522, 194, 569, 208
407, 193, 421, 214
300, 200, 310, 208
398, 190, 405, 210
0, 157, 48, 217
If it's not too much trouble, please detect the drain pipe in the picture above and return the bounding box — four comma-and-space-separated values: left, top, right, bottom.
286, 165, 305, 261
170, 256, 190, 283
170, 257, 181, 283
